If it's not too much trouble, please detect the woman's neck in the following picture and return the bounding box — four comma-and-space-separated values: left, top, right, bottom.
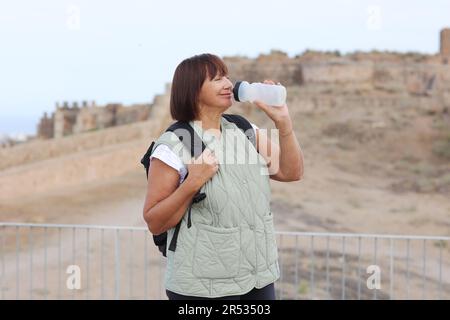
194, 112, 222, 132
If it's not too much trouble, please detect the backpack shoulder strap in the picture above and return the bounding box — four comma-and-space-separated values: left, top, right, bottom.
222, 114, 256, 148
140, 121, 207, 179
166, 121, 206, 160
140, 141, 155, 179
165, 121, 207, 251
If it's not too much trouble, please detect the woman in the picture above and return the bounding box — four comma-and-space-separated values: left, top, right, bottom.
143, 53, 304, 300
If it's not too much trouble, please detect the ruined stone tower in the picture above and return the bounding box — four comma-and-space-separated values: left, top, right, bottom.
37, 112, 54, 139
440, 28, 450, 57
54, 102, 80, 138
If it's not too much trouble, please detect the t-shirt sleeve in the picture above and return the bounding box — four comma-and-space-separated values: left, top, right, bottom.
250, 122, 259, 135
149, 144, 188, 184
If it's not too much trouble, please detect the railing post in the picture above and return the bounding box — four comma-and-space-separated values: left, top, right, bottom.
357, 237, 361, 300
58, 227, 61, 299
15, 226, 19, 300
373, 238, 378, 300
389, 238, 394, 300
326, 236, 330, 298
114, 229, 121, 300
144, 231, 148, 300
29, 226, 33, 300
101, 229, 105, 299
310, 235, 315, 300
406, 238, 410, 299
422, 239, 426, 300
279, 234, 283, 300
129, 230, 133, 299
439, 241, 443, 300
44, 227, 47, 300
86, 228, 90, 300
294, 235, 299, 301
0, 225, 4, 300
341, 236, 346, 300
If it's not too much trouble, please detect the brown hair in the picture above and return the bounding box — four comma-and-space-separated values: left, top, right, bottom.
170, 53, 228, 122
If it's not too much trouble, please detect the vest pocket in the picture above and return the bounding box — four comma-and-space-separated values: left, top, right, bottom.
192, 224, 241, 279
264, 214, 279, 266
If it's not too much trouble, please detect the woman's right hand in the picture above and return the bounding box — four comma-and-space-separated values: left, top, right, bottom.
186, 148, 219, 190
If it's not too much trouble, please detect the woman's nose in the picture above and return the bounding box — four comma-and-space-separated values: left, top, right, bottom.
224, 78, 233, 89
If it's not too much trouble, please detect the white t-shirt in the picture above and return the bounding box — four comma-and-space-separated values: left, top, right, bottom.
149, 123, 259, 185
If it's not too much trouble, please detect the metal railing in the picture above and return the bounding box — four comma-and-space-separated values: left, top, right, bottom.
0, 222, 449, 300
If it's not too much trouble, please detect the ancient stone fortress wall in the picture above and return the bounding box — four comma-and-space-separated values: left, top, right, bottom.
36, 29, 450, 142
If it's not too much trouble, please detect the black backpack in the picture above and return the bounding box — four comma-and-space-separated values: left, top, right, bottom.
140, 114, 256, 257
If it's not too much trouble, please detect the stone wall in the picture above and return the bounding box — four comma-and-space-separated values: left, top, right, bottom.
38, 101, 152, 139
36, 28, 450, 141
224, 47, 450, 110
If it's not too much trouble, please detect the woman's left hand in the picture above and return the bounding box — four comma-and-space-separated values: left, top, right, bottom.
252, 80, 291, 126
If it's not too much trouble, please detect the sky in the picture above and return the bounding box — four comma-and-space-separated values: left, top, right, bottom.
0, 0, 449, 136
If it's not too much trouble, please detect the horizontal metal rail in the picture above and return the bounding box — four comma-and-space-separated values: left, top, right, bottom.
0, 222, 448, 300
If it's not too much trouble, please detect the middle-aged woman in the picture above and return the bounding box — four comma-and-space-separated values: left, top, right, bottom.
143, 53, 304, 300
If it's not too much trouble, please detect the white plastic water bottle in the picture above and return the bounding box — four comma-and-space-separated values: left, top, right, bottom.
233, 81, 287, 107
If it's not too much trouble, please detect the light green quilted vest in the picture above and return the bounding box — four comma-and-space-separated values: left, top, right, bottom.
152, 116, 280, 298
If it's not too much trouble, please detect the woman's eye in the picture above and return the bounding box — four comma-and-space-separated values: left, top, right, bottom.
214, 76, 229, 81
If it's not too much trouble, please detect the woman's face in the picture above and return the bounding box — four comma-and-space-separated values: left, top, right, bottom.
198, 72, 234, 110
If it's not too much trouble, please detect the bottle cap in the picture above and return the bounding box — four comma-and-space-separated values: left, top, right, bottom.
233, 81, 242, 102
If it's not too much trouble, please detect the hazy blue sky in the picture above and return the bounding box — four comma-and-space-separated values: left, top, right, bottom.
0, 0, 449, 135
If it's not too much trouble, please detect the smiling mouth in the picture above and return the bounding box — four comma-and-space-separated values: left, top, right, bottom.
220, 93, 232, 98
